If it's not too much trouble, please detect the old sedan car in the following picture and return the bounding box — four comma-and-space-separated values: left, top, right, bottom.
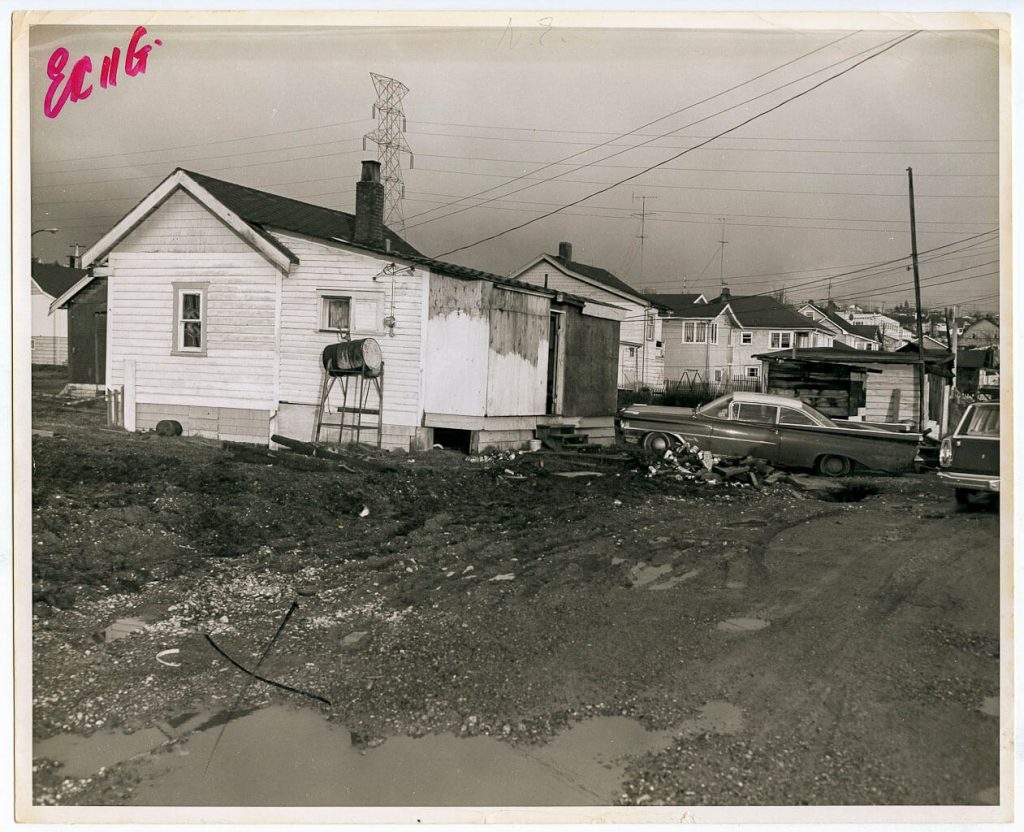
618, 391, 920, 476
938, 402, 1000, 503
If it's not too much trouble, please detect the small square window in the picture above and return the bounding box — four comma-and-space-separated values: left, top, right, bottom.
321, 296, 352, 332
741, 331, 752, 345
746, 366, 759, 378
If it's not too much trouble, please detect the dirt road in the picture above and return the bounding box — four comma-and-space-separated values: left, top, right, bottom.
29, 394, 1001, 807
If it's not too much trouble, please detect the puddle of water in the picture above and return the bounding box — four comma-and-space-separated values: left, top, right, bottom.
35, 727, 168, 778
716, 617, 770, 632
629, 562, 673, 588
980, 696, 999, 717
127, 709, 678, 806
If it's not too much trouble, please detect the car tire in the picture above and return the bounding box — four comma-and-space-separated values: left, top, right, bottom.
642, 432, 673, 455
954, 488, 972, 505
817, 454, 852, 477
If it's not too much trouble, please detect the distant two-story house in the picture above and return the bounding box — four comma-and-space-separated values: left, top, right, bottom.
512, 243, 679, 391
841, 310, 914, 351
960, 317, 999, 347
653, 288, 834, 387
798, 302, 882, 351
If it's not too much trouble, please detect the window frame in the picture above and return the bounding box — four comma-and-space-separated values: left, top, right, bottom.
319, 294, 353, 335
740, 331, 753, 345
746, 366, 759, 379
770, 330, 793, 349
171, 282, 209, 357
645, 312, 655, 342
708, 323, 719, 345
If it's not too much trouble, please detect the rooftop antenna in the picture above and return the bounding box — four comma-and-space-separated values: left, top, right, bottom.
363, 73, 413, 232
717, 218, 729, 291
632, 193, 657, 289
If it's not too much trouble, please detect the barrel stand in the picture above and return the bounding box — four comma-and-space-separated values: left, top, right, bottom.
312, 363, 385, 449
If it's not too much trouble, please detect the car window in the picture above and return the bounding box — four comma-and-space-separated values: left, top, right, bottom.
779, 407, 818, 426
965, 406, 999, 436
733, 403, 778, 424
696, 395, 731, 419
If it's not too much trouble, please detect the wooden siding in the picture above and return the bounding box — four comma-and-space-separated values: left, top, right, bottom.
561, 307, 618, 416
862, 364, 919, 423
515, 260, 663, 388
137, 402, 270, 444
115, 189, 258, 254
106, 190, 279, 409
274, 233, 426, 428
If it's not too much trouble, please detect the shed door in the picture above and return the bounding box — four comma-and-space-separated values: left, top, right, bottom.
545, 312, 561, 415
93, 311, 107, 385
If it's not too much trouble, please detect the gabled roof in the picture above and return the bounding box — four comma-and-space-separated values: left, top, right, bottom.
801, 302, 880, 342
182, 170, 422, 258
31, 260, 86, 298
551, 254, 640, 298
62, 168, 609, 314
672, 294, 832, 332
644, 293, 707, 313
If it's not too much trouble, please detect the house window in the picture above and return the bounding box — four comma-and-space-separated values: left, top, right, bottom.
172, 283, 208, 356
713, 369, 723, 382
746, 366, 759, 378
645, 313, 655, 342
770, 331, 793, 349
320, 296, 352, 333
683, 321, 709, 343
708, 323, 719, 345
740, 331, 752, 345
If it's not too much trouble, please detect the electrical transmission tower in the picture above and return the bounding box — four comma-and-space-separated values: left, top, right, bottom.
363, 72, 414, 231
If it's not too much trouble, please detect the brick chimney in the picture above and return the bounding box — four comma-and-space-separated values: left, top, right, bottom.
354, 160, 385, 247
719, 286, 731, 301
557, 241, 573, 261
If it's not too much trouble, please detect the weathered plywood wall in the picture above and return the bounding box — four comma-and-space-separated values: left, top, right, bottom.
423, 274, 490, 417
863, 364, 918, 423
485, 285, 548, 416
561, 308, 619, 416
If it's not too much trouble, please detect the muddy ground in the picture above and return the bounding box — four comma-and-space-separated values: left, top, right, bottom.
29, 372, 1001, 807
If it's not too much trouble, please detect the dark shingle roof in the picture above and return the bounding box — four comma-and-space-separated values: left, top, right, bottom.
550, 255, 642, 299
32, 261, 87, 297
673, 294, 831, 331
644, 293, 706, 313
181, 169, 423, 258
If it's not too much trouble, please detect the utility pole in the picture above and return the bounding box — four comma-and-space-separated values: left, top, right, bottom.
907, 167, 927, 431
363, 72, 413, 231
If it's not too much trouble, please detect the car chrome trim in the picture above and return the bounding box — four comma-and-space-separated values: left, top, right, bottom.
937, 471, 1000, 491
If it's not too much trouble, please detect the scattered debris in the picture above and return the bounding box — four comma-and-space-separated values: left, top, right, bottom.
341, 631, 370, 648
359, 506, 370, 518
553, 471, 605, 479
104, 617, 148, 642
489, 573, 515, 582
155, 649, 181, 667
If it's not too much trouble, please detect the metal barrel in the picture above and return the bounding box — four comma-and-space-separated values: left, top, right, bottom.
322, 338, 383, 377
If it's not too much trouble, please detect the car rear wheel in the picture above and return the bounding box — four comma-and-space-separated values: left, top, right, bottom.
642, 432, 673, 455
817, 454, 852, 477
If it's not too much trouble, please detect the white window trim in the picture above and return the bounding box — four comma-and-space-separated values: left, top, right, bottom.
708, 323, 719, 345
770, 330, 793, 349
318, 293, 353, 334
740, 331, 752, 345
645, 312, 655, 342
171, 282, 208, 357
746, 366, 759, 378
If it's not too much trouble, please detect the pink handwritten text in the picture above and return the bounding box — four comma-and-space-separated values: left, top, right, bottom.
44, 27, 162, 119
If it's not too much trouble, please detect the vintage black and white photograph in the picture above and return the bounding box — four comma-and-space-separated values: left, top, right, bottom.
14, 10, 1010, 822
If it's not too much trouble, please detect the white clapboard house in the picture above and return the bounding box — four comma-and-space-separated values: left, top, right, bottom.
60, 162, 623, 451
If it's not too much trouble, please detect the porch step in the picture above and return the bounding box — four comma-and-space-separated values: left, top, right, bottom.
535, 425, 602, 453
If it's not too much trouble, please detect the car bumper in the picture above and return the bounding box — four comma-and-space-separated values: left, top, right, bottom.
937, 470, 1000, 492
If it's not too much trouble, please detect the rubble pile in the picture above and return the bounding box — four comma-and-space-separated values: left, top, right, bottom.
643, 443, 792, 488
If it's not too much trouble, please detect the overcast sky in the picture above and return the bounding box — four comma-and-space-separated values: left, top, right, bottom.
28, 22, 1001, 312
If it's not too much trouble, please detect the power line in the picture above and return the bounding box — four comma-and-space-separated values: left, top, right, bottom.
399, 31, 863, 228
433, 32, 921, 258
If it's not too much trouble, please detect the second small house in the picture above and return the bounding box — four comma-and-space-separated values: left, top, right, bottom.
511, 243, 670, 391
58, 162, 623, 452
649, 288, 835, 389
